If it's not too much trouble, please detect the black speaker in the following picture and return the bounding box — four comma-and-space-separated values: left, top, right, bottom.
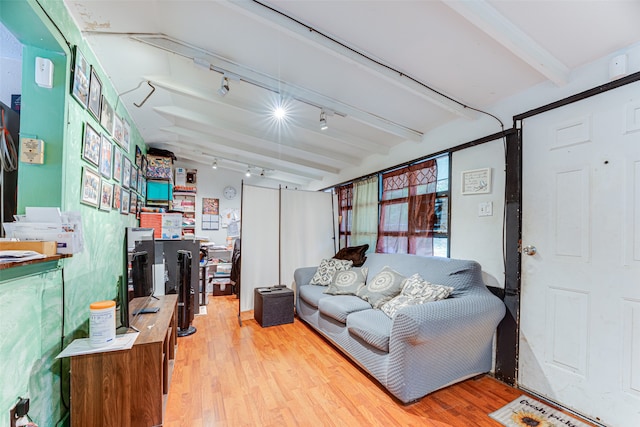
177, 250, 196, 337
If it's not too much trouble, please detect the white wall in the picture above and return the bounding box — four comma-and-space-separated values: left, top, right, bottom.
451, 139, 506, 288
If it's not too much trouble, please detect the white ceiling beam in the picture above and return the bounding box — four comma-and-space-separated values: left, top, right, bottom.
132, 35, 424, 141
145, 75, 392, 155
152, 105, 349, 171
169, 151, 313, 186
152, 122, 338, 176
145, 90, 363, 164
153, 140, 320, 183
443, 0, 569, 86
224, 0, 477, 120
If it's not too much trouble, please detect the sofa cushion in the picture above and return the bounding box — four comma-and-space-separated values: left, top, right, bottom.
333, 244, 369, 267
381, 274, 454, 318
299, 284, 330, 308
346, 309, 392, 353
309, 258, 354, 286
356, 266, 405, 309
318, 296, 372, 324
324, 267, 368, 295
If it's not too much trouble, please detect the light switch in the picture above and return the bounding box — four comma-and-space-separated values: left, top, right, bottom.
478, 202, 493, 217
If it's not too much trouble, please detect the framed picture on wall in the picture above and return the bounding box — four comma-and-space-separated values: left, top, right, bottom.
141, 178, 146, 198
100, 95, 114, 135
121, 189, 130, 215
113, 115, 124, 147
137, 174, 143, 195
82, 123, 100, 167
113, 147, 122, 182
99, 180, 113, 212
130, 192, 138, 214
131, 166, 138, 192
141, 155, 147, 178
71, 47, 90, 107
113, 184, 122, 211
122, 119, 131, 153
122, 156, 131, 189
81, 167, 100, 207
87, 66, 102, 119
99, 135, 112, 179
135, 145, 142, 168
461, 168, 492, 195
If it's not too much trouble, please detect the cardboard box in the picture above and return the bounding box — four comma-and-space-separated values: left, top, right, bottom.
0, 241, 57, 256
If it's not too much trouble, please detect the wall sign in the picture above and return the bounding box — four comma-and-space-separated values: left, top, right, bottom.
461, 168, 491, 194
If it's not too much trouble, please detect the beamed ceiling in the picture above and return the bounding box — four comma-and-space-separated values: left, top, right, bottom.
64, 0, 640, 186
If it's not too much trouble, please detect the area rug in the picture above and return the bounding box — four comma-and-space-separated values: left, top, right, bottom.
489, 395, 591, 427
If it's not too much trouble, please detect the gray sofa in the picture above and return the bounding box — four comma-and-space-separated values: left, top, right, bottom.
294, 253, 506, 404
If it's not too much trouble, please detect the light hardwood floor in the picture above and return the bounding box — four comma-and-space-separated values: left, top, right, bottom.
163, 295, 545, 426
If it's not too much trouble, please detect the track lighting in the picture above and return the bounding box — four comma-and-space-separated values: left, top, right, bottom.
211, 159, 217, 169
320, 109, 328, 130
245, 166, 251, 177
218, 76, 230, 97
260, 169, 265, 177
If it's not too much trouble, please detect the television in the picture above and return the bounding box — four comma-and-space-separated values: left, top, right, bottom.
119, 227, 156, 332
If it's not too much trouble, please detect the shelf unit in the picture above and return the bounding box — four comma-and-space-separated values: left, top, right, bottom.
171, 191, 196, 237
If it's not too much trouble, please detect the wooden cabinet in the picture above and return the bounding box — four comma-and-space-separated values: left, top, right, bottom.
70, 295, 178, 427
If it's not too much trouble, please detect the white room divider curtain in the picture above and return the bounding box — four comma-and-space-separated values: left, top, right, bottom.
240, 185, 336, 314
239, 184, 280, 312
280, 189, 336, 292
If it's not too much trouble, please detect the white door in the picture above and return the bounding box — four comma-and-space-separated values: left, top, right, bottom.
520, 82, 640, 427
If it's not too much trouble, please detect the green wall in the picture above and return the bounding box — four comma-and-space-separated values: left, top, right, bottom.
0, 1, 146, 426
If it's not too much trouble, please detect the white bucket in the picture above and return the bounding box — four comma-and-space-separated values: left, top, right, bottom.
90, 300, 116, 347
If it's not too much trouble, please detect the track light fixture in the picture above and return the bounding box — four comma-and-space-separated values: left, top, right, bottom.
320, 109, 328, 130
260, 169, 265, 177
245, 166, 251, 177
211, 159, 217, 169
218, 76, 230, 97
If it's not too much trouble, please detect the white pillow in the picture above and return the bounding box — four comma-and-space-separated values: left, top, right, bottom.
324, 267, 368, 295
309, 258, 353, 286
381, 274, 453, 318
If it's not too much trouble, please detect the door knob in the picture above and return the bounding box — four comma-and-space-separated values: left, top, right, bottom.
522, 245, 537, 256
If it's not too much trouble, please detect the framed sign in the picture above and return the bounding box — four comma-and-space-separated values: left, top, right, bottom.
202, 197, 220, 230
461, 168, 491, 195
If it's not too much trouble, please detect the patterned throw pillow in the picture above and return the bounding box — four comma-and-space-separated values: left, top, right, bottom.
324, 267, 368, 295
356, 266, 405, 309
309, 258, 354, 286
381, 274, 454, 318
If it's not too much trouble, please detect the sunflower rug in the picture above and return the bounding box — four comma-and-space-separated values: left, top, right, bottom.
489, 395, 592, 427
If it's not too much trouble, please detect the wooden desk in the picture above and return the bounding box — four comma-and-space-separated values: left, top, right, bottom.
70, 294, 178, 427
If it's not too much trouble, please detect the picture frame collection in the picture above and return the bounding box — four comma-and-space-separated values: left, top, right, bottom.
74, 46, 145, 215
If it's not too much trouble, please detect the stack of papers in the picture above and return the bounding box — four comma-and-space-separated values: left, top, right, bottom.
0, 250, 45, 264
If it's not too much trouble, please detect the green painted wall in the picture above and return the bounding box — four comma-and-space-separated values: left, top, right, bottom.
0, 1, 146, 426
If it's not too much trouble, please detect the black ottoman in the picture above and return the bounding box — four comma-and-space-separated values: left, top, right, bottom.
254, 286, 294, 327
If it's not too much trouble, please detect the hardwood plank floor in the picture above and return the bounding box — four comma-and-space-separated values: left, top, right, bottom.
163, 295, 574, 426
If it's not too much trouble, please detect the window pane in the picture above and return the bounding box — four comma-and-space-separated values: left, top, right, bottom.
381, 202, 407, 232
378, 236, 408, 254
433, 237, 448, 257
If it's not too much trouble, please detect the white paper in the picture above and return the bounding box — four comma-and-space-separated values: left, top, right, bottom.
56, 332, 139, 358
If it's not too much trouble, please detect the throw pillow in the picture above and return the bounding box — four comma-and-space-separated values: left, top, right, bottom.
324, 267, 368, 295
333, 244, 369, 267
309, 258, 354, 286
401, 273, 454, 300
381, 276, 454, 318
356, 266, 405, 309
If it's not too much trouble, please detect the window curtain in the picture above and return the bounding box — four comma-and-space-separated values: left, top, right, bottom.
376, 160, 437, 255
351, 176, 379, 251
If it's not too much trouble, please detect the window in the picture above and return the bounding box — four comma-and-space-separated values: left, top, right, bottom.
376, 158, 439, 256
331, 153, 449, 257
336, 183, 353, 248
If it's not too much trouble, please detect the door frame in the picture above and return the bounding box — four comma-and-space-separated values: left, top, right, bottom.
493, 70, 640, 385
